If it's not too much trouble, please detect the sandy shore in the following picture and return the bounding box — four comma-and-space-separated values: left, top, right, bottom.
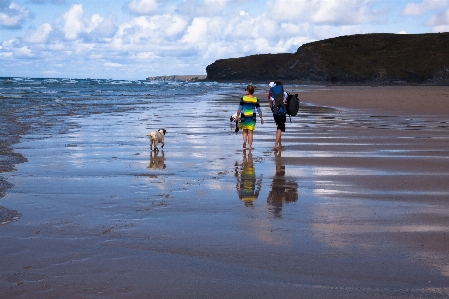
295, 85, 449, 115
0, 86, 448, 298
256, 85, 449, 115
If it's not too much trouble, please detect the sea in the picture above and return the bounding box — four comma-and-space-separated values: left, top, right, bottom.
0, 77, 246, 136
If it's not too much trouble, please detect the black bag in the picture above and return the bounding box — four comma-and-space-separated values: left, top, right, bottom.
286, 93, 300, 116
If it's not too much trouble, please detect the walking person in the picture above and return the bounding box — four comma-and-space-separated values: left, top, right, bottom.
236, 85, 264, 150
269, 81, 288, 151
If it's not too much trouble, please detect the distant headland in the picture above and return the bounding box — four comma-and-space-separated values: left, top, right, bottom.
205, 33, 449, 85
146, 75, 206, 82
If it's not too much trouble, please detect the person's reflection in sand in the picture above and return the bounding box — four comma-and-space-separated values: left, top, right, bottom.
235, 150, 263, 207
147, 150, 166, 170
267, 150, 298, 218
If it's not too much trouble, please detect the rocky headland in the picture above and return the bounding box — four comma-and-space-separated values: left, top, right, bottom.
146, 75, 206, 82
206, 33, 449, 85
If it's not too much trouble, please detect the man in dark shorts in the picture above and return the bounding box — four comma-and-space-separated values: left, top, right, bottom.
268, 81, 287, 151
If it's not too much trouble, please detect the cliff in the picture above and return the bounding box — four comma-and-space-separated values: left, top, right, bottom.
206, 33, 449, 85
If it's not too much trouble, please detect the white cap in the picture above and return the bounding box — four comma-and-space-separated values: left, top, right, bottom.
269, 82, 275, 87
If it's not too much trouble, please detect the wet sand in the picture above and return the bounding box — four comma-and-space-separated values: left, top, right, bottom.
1, 85, 449, 298
292, 85, 449, 115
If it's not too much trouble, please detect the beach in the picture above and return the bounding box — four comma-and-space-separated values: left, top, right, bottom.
0, 82, 448, 298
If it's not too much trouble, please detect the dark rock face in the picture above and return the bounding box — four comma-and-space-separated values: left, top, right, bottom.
206, 33, 449, 85
205, 53, 294, 81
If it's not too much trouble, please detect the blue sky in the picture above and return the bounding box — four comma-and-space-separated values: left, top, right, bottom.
1, 0, 448, 80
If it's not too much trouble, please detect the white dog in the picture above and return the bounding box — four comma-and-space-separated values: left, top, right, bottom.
147, 128, 166, 151
230, 112, 242, 133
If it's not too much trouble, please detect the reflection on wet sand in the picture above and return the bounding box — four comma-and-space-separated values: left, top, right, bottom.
235, 150, 262, 207
147, 150, 166, 170
267, 151, 298, 218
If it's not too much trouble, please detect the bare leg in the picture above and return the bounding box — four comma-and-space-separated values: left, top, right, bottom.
248, 130, 254, 149
274, 129, 282, 150
278, 131, 282, 148
242, 129, 248, 148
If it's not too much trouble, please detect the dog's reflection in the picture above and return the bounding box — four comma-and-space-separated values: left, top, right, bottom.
267, 151, 298, 218
235, 150, 263, 207
147, 150, 166, 170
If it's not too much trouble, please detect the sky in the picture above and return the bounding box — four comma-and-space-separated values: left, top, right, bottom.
1, 0, 449, 80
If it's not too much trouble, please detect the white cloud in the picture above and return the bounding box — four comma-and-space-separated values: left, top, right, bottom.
104, 62, 124, 67
23, 23, 52, 43
203, 0, 230, 12
1, 37, 18, 48
218, 14, 252, 40
133, 51, 157, 59
90, 14, 118, 41
427, 8, 449, 25
14, 45, 33, 57
43, 70, 59, 74
270, 0, 310, 20
0, 51, 13, 58
403, 0, 448, 16
164, 15, 188, 37
283, 36, 312, 50
428, 8, 449, 32
251, 37, 271, 52
112, 13, 189, 52
31, 0, 65, 4
398, 30, 407, 34
0, 1, 30, 28
89, 14, 103, 30
430, 24, 449, 31
302, 23, 358, 41
310, 0, 373, 25
176, 0, 237, 16
204, 0, 229, 6
62, 4, 84, 39
126, 0, 158, 15
181, 17, 209, 44
402, 0, 449, 32
61, 4, 118, 41
255, 17, 280, 40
